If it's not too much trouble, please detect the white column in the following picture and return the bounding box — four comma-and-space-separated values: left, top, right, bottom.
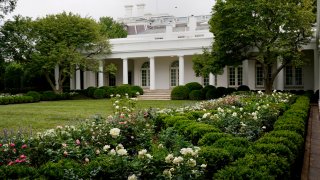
209, 73, 215, 86
83, 71, 87, 89
179, 55, 185, 85
122, 58, 128, 85
70, 70, 75, 90
149, 56, 156, 90
276, 59, 284, 91
75, 66, 81, 90
54, 65, 59, 91
98, 60, 104, 87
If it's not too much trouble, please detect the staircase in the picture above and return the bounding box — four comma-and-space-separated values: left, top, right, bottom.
138, 89, 171, 100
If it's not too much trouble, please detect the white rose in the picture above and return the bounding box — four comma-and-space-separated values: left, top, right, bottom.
128, 174, 137, 180
117, 148, 128, 156
109, 128, 121, 138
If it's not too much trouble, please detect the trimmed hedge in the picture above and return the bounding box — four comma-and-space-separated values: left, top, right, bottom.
93, 89, 106, 99
237, 85, 250, 91
185, 82, 203, 92
214, 95, 310, 179
189, 90, 204, 100
171, 86, 189, 100
26, 91, 41, 102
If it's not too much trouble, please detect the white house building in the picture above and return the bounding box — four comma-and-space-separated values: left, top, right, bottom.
68, 4, 320, 92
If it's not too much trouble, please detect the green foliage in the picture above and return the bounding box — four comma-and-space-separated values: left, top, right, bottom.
237, 85, 250, 91
225, 87, 236, 95
198, 132, 232, 146
93, 89, 106, 99
39, 159, 83, 179
194, 0, 315, 93
214, 154, 290, 180
199, 146, 232, 178
0, 165, 38, 179
0, 95, 34, 105
189, 90, 204, 100
41, 91, 57, 101
184, 123, 220, 144
171, 86, 189, 100
115, 84, 132, 97
216, 87, 226, 97
201, 85, 216, 97
205, 88, 218, 100
158, 127, 192, 153
26, 91, 41, 102
4, 62, 24, 89
185, 82, 203, 92
131, 86, 144, 95
87, 87, 97, 97
0, 0, 17, 20
104, 63, 118, 76
99, 16, 127, 39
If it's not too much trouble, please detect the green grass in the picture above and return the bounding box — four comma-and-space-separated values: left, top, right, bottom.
0, 99, 196, 133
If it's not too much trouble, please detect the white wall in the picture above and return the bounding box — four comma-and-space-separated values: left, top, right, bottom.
184, 55, 202, 85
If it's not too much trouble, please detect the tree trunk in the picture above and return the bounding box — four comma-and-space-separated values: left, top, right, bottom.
44, 72, 59, 94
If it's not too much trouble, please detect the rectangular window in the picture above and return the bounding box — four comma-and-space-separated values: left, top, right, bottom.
215, 75, 218, 86
203, 76, 209, 86
228, 66, 242, 87
285, 66, 303, 86
255, 64, 272, 87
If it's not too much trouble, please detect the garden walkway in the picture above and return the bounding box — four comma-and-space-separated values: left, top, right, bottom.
301, 105, 320, 180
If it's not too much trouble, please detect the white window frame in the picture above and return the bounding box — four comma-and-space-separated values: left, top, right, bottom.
228, 66, 243, 87
285, 66, 303, 87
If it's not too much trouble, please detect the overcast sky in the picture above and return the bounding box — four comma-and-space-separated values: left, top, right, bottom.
7, 0, 215, 20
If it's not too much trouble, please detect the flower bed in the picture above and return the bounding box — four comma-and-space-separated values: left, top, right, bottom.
0, 91, 309, 179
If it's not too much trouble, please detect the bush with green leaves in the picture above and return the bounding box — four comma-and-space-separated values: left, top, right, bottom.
131, 86, 144, 96
185, 82, 203, 92
205, 88, 218, 100
237, 85, 250, 91
171, 86, 189, 100
41, 91, 57, 101
189, 90, 204, 100
114, 84, 132, 97
87, 87, 97, 97
26, 91, 41, 102
201, 85, 216, 97
93, 89, 106, 99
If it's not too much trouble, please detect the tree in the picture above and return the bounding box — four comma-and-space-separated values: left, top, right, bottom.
28, 12, 111, 93
193, 0, 315, 93
99, 17, 127, 39
0, 0, 17, 21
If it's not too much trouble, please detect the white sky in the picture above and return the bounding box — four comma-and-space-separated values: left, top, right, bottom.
7, 0, 215, 20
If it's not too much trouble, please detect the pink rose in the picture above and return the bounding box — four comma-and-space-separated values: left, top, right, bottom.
8, 161, 14, 166
21, 144, 27, 149
9, 143, 15, 147
20, 154, 26, 159
75, 139, 81, 145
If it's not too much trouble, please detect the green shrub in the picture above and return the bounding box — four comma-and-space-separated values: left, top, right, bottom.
202, 85, 216, 94
205, 88, 218, 100
39, 159, 83, 179
237, 85, 250, 91
185, 111, 205, 120
87, 87, 97, 97
26, 91, 41, 102
214, 154, 290, 180
250, 143, 294, 163
199, 146, 232, 179
225, 87, 236, 95
93, 89, 106, 99
213, 137, 250, 149
105, 87, 116, 98
189, 90, 204, 100
184, 123, 220, 144
115, 84, 132, 97
154, 114, 169, 132
0, 165, 38, 179
185, 82, 203, 92
41, 91, 57, 101
131, 86, 144, 95
256, 136, 298, 156
171, 86, 189, 100
216, 87, 227, 98
163, 116, 190, 127
198, 132, 232, 146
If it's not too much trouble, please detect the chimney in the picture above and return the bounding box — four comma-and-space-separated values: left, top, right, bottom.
125, 5, 133, 17
188, 15, 197, 31
136, 3, 145, 17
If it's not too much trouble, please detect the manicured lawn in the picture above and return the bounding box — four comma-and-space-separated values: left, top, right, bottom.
0, 99, 195, 132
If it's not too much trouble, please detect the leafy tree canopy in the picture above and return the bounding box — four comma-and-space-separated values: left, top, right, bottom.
193, 0, 315, 93
99, 16, 127, 39
0, 0, 17, 20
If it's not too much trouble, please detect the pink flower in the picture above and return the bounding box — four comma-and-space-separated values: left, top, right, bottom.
0, 144, 2, 147
75, 139, 81, 145
62, 143, 67, 148
21, 144, 27, 149
9, 143, 15, 147
15, 159, 21, 163
63, 151, 68, 156
8, 161, 14, 166
20, 154, 26, 159
12, 148, 16, 153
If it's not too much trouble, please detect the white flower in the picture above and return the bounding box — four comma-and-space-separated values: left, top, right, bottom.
109, 149, 116, 155
103, 145, 110, 151
165, 154, 174, 163
85, 157, 90, 163
240, 122, 247, 127
172, 156, 184, 164
146, 154, 153, 159
115, 106, 119, 109
202, 113, 211, 119
262, 126, 266, 130
116, 94, 121, 97
96, 149, 100, 155
110, 94, 114, 97
232, 112, 237, 117
180, 148, 194, 156
117, 144, 124, 150
136, 92, 140, 95
110, 128, 121, 138
115, 100, 119, 104
163, 169, 172, 178
201, 164, 207, 168
188, 158, 197, 167
128, 174, 137, 180
138, 149, 147, 156
117, 148, 128, 156
158, 144, 164, 148
240, 108, 243, 111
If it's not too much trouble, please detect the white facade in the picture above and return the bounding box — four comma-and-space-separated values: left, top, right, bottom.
69, 4, 320, 92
